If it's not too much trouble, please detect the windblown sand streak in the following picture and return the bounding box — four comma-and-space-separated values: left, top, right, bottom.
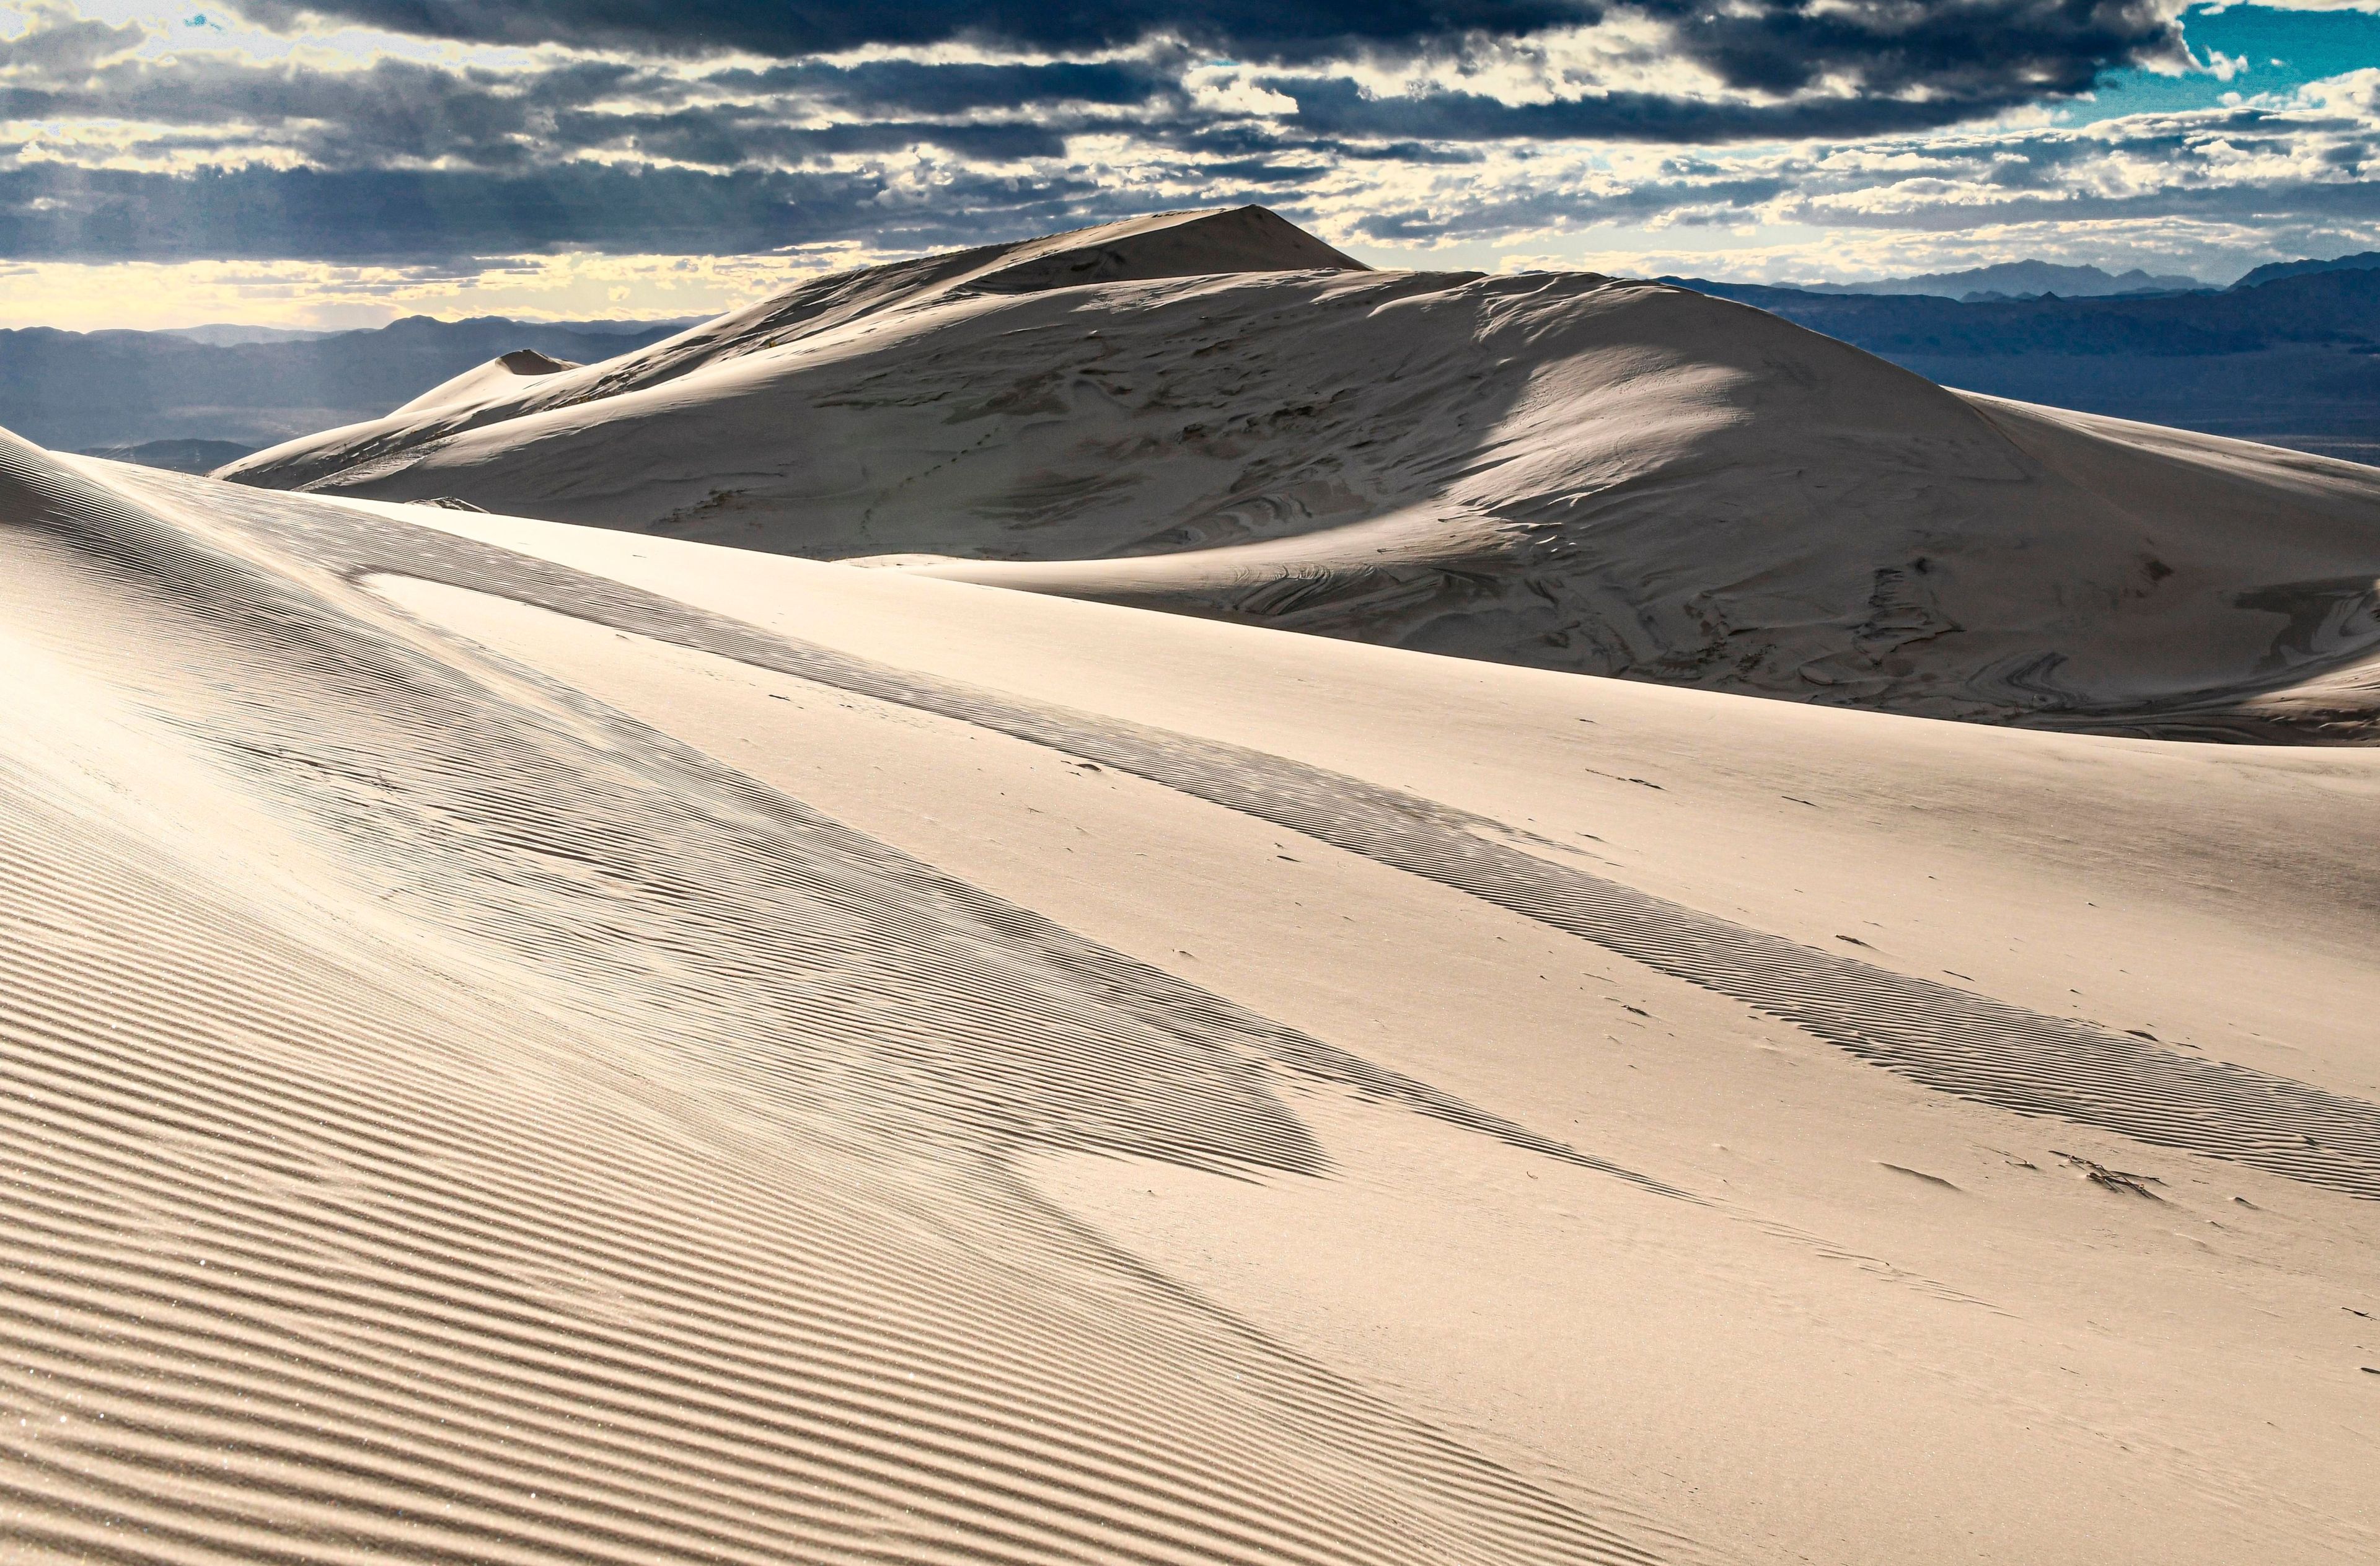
1, 432, 1678, 1562
107, 460, 2380, 1204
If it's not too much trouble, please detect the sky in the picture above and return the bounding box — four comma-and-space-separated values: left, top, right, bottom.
2, 0, 2379, 328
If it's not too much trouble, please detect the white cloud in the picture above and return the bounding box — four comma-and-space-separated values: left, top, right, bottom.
0, 0, 2373, 315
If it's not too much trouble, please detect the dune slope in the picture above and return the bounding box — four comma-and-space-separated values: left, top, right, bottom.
1, 429, 1639, 1565
222, 209, 2380, 740
6, 428, 2379, 1562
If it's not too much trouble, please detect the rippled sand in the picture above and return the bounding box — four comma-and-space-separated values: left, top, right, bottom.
4, 431, 2377, 1563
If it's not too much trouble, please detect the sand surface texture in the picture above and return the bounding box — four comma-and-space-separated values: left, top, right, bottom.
4, 426, 2377, 1562
223, 207, 2380, 739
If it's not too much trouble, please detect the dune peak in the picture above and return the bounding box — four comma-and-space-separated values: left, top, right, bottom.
956, 206, 1368, 296
496, 347, 577, 375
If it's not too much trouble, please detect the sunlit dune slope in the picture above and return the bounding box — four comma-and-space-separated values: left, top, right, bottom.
222, 207, 2380, 739
4, 427, 2378, 1562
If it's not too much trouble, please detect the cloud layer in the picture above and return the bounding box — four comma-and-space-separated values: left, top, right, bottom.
0, 0, 2376, 321
237, 0, 2187, 92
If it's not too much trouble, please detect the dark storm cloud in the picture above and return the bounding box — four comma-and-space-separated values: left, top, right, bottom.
232, 1, 1596, 64
721, 59, 1181, 117
0, 51, 649, 169
0, 4, 140, 69
1668, 0, 2177, 100
1272, 76, 2037, 145
1175, 156, 1331, 184
0, 1, 2360, 268
1320, 99, 2380, 248
0, 46, 1145, 171
0, 160, 1119, 262
547, 105, 1079, 165
6, 2, 2202, 182
236, 0, 2188, 112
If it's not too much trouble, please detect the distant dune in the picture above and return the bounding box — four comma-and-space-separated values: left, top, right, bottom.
224, 207, 2380, 741
2, 422, 2376, 1562
73, 436, 256, 473
0, 315, 691, 453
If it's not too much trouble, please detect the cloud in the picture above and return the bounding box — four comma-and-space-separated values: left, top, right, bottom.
230, 0, 2190, 107
0, 0, 2206, 170
229, 1, 1603, 64
0, 0, 136, 70
1323, 82, 2380, 247
0, 1, 2200, 183
1271, 74, 2034, 144
719, 59, 1181, 117
0, 0, 2369, 296
0, 159, 1140, 262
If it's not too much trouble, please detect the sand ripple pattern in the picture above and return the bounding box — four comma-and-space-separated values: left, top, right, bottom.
111, 467, 2380, 1205
1, 434, 1680, 1562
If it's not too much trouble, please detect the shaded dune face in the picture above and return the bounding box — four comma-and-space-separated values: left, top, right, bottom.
4, 434, 2379, 1560
221, 211, 2380, 741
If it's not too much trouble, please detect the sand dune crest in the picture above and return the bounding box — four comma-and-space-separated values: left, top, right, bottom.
220, 213, 2380, 739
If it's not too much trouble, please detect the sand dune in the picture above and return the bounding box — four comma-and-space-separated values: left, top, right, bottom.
5, 424, 2378, 1562
222, 207, 2380, 739
386, 348, 583, 420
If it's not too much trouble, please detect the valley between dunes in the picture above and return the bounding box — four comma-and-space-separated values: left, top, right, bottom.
1, 420, 2375, 1564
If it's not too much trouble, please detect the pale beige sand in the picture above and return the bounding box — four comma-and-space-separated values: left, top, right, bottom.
386, 348, 581, 420
4, 428, 2376, 1562
221, 208, 2380, 739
